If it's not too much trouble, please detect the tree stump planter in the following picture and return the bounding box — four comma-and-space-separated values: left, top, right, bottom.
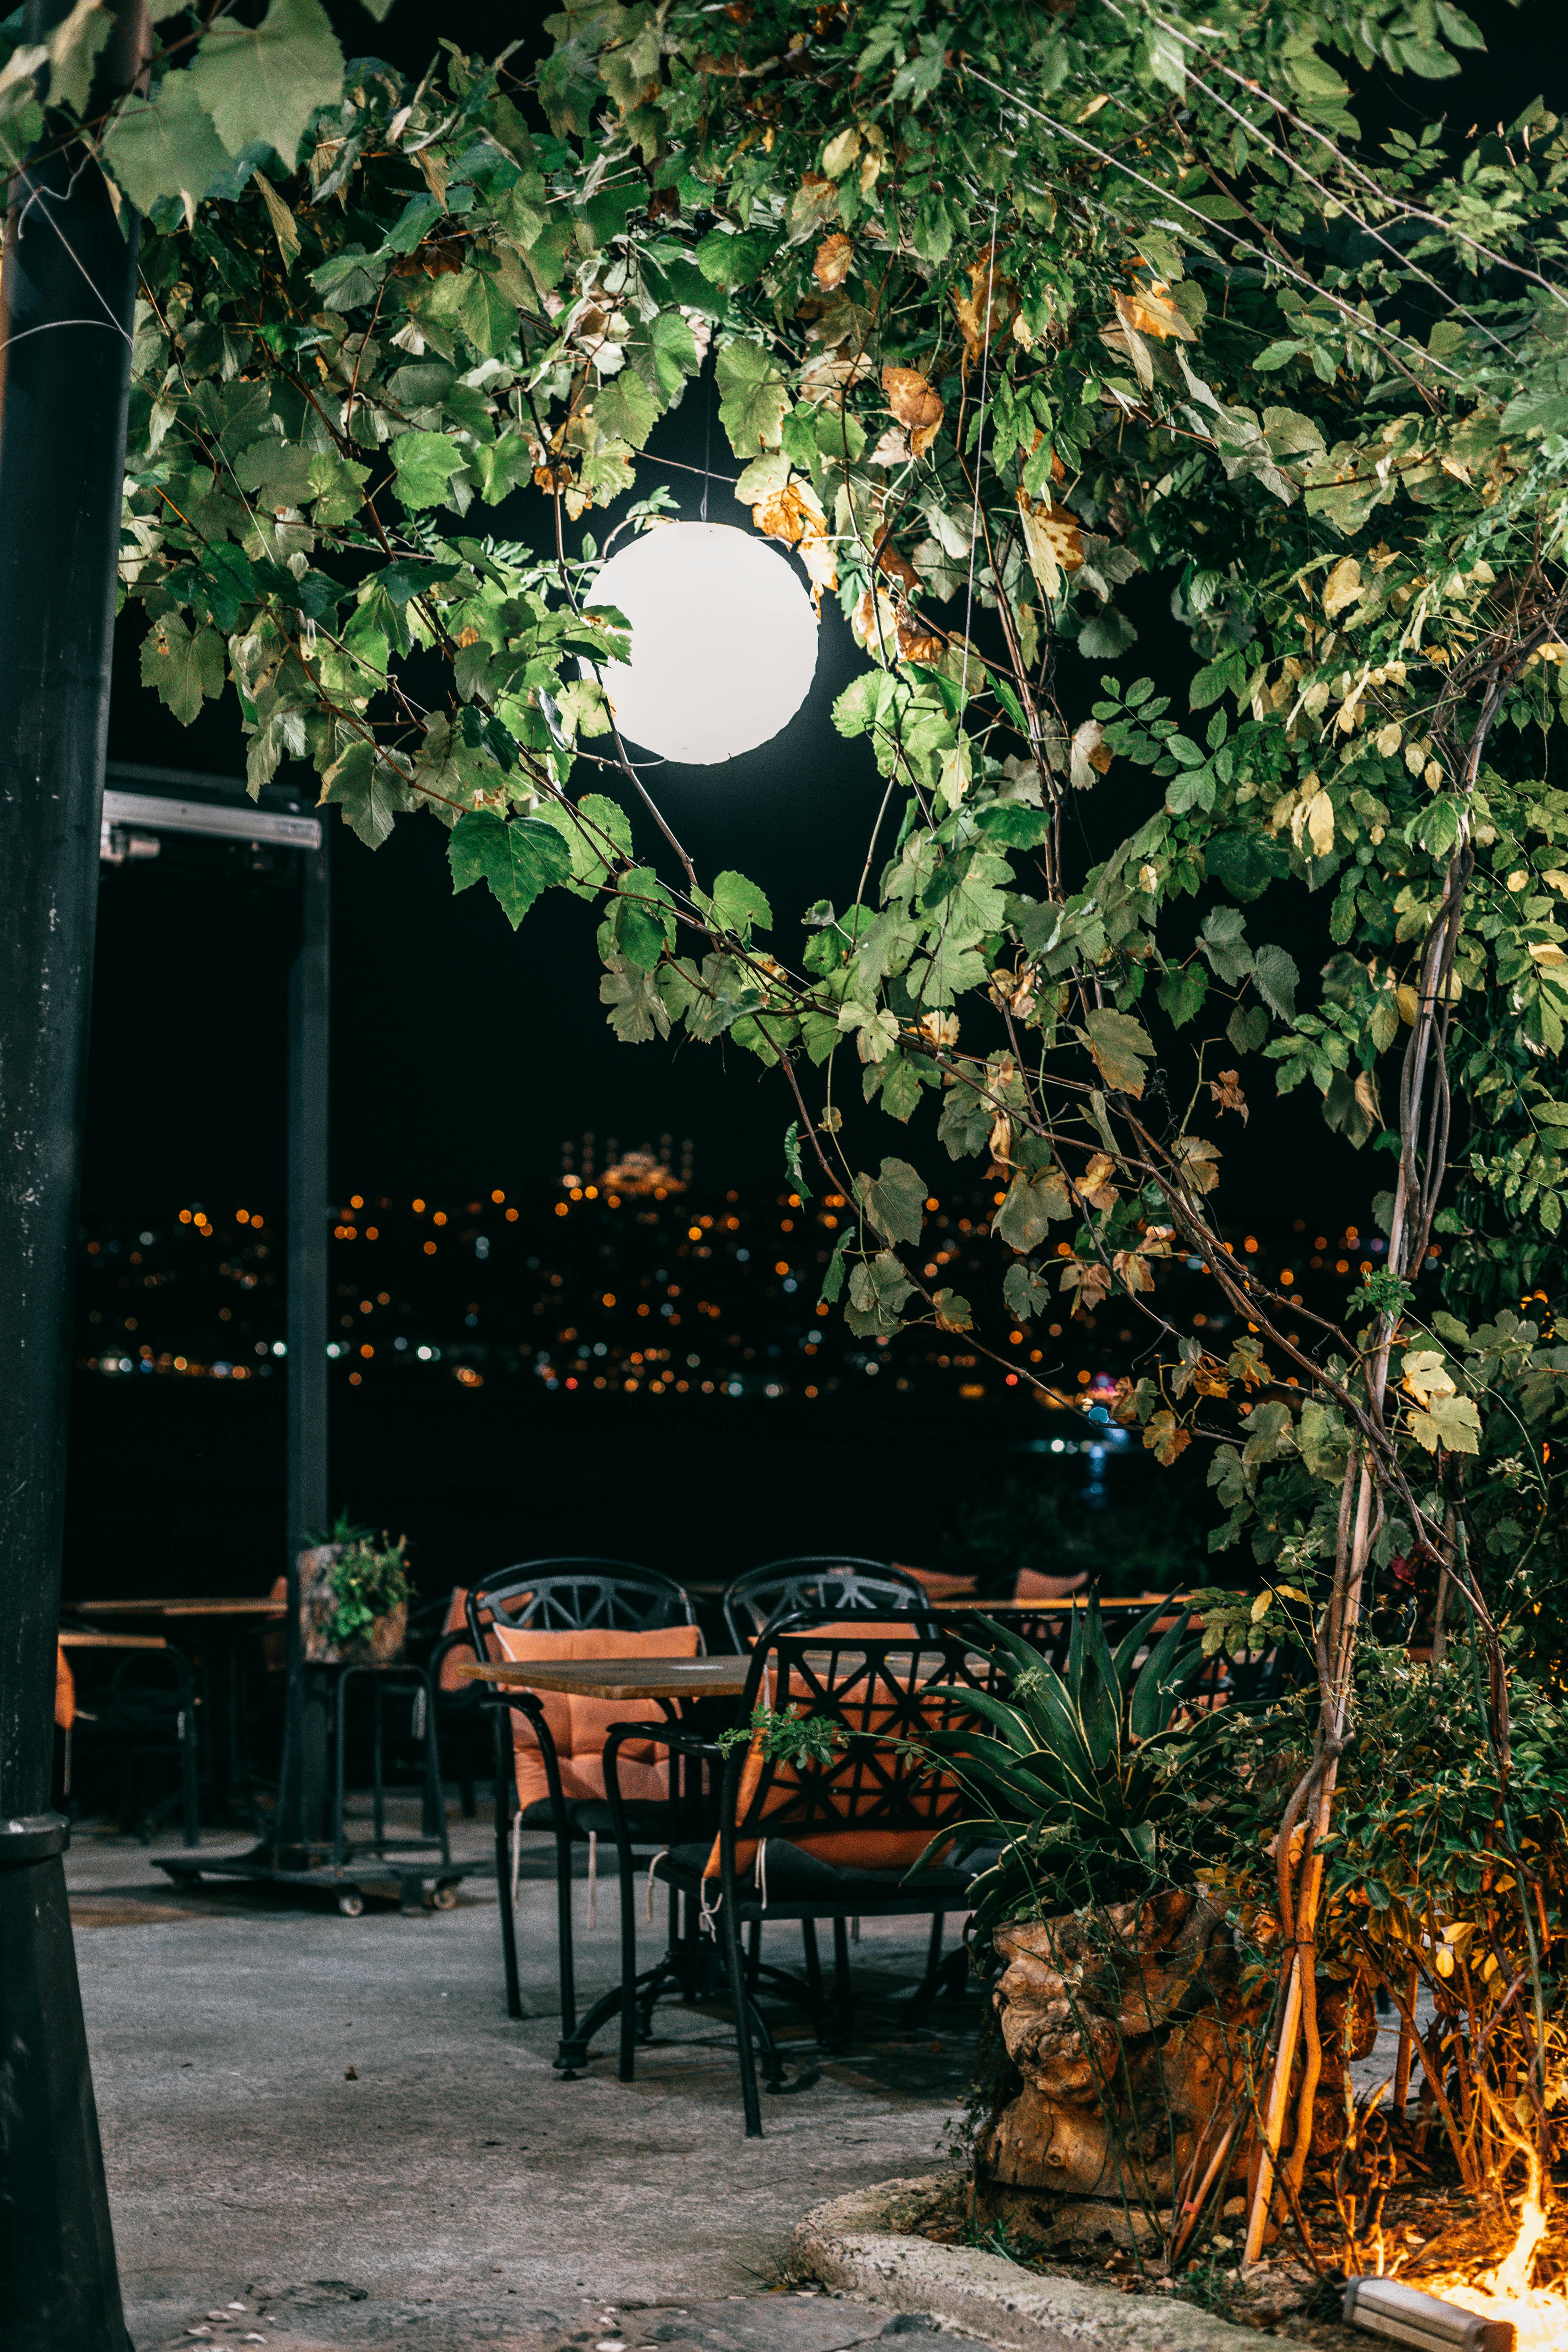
297, 1544, 407, 1667
971, 1889, 1258, 2251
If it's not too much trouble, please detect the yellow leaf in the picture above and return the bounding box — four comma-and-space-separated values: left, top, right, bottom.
1114, 281, 1195, 343
881, 364, 943, 458
1396, 983, 1420, 1025
1400, 1348, 1456, 1403
1143, 1408, 1190, 1466
1376, 721, 1401, 757
1290, 786, 1334, 858
821, 126, 860, 179
1015, 487, 1083, 600
1323, 557, 1362, 619
813, 232, 852, 291
1250, 1591, 1272, 1623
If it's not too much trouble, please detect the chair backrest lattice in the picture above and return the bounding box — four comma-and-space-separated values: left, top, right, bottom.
466, 1559, 695, 1657
722, 1556, 924, 1651
730, 1622, 1000, 1861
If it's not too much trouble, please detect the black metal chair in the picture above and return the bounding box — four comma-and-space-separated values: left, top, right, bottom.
603, 1613, 1000, 2135
453, 1560, 698, 2068
61, 1639, 201, 1847
721, 1556, 926, 1651
411, 1593, 485, 1819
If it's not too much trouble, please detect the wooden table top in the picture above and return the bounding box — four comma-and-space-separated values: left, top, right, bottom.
456, 1655, 750, 1702
932, 1594, 1193, 1613
73, 1597, 286, 1619
58, 1630, 168, 1651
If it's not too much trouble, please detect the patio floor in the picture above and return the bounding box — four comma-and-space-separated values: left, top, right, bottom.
68, 1802, 980, 2352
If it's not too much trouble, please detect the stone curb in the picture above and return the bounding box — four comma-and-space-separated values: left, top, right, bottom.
791, 2175, 1317, 2352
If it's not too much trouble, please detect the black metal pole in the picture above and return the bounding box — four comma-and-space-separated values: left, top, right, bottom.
0, 10, 143, 2346
273, 834, 330, 1863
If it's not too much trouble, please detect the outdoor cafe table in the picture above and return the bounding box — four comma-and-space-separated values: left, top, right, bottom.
456, 1653, 751, 2073
72, 1596, 286, 1824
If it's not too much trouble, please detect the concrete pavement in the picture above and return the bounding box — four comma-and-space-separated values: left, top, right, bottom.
67, 1807, 979, 2352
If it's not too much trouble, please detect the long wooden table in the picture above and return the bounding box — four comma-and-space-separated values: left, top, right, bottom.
72, 1596, 286, 1822
454, 1655, 749, 1703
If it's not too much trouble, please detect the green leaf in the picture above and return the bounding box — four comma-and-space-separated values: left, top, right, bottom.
708, 869, 772, 936
820, 1236, 848, 1304
976, 801, 1051, 847
459, 270, 519, 360
1002, 1260, 1053, 1321
1077, 1009, 1153, 1098
1199, 905, 1253, 984
846, 1249, 916, 1336
187, 0, 344, 167
1158, 962, 1208, 1029
390, 431, 465, 511
694, 227, 775, 290
448, 809, 572, 928
47, 0, 113, 116
610, 867, 676, 971
995, 1168, 1071, 1253
1227, 1003, 1269, 1056
715, 339, 789, 456
854, 1157, 925, 1248
139, 613, 225, 725
593, 368, 662, 450
320, 739, 410, 849
1253, 942, 1299, 1021
600, 958, 669, 1043
102, 72, 233, 217
1205, 828, 1286, 902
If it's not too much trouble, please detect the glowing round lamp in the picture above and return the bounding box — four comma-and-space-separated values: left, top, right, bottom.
584, 522, 819, 765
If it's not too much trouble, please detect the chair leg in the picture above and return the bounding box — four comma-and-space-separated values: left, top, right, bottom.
832, 1915, 855, 2037
555, 1817, 578, 2047
181, 1704, 200, 1848
492, 1716, 524, 2021
618, 1847, 641, 2083
907, 1912, 944, 2020
719, 1899, 763, 2137
800, 1918, 824, 2012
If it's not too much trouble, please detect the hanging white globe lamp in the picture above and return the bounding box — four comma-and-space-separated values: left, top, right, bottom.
583, 521, 819, 766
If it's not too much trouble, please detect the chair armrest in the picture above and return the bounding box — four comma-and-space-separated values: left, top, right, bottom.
600, 1720, 724, 1863
481, 1688, 574, 1838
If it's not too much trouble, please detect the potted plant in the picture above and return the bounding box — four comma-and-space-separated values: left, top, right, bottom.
297, 1514, 411, 1667
920, 1599, 1264, 2239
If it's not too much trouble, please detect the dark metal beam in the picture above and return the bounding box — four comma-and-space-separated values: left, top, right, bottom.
274, 836, 332, 1861
0, 7, 142, 2341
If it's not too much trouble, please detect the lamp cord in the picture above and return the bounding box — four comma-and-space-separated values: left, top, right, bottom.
959, 192, 1002, 717
701, 357, 712, 524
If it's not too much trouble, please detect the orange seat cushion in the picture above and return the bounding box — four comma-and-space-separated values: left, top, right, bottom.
491, 1622, 701, 1813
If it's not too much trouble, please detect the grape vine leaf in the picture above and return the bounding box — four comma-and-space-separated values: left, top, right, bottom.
448, 810, 572, 928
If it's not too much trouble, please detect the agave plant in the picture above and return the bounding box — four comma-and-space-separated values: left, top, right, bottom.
920, 1595, 1219, 1935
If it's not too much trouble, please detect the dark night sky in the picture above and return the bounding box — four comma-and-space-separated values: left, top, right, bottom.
83, 0, 1565, 1219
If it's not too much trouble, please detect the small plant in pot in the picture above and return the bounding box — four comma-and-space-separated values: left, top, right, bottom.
297, 1512, 411, 1666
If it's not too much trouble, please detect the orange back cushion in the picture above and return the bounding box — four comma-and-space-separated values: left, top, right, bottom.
55, 1644, 75, 1732
491, 1621, 700, 1812
438, 1585, 509, 1692
708, 1634, 959, 1879
1015, 1568, 1088, 1600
